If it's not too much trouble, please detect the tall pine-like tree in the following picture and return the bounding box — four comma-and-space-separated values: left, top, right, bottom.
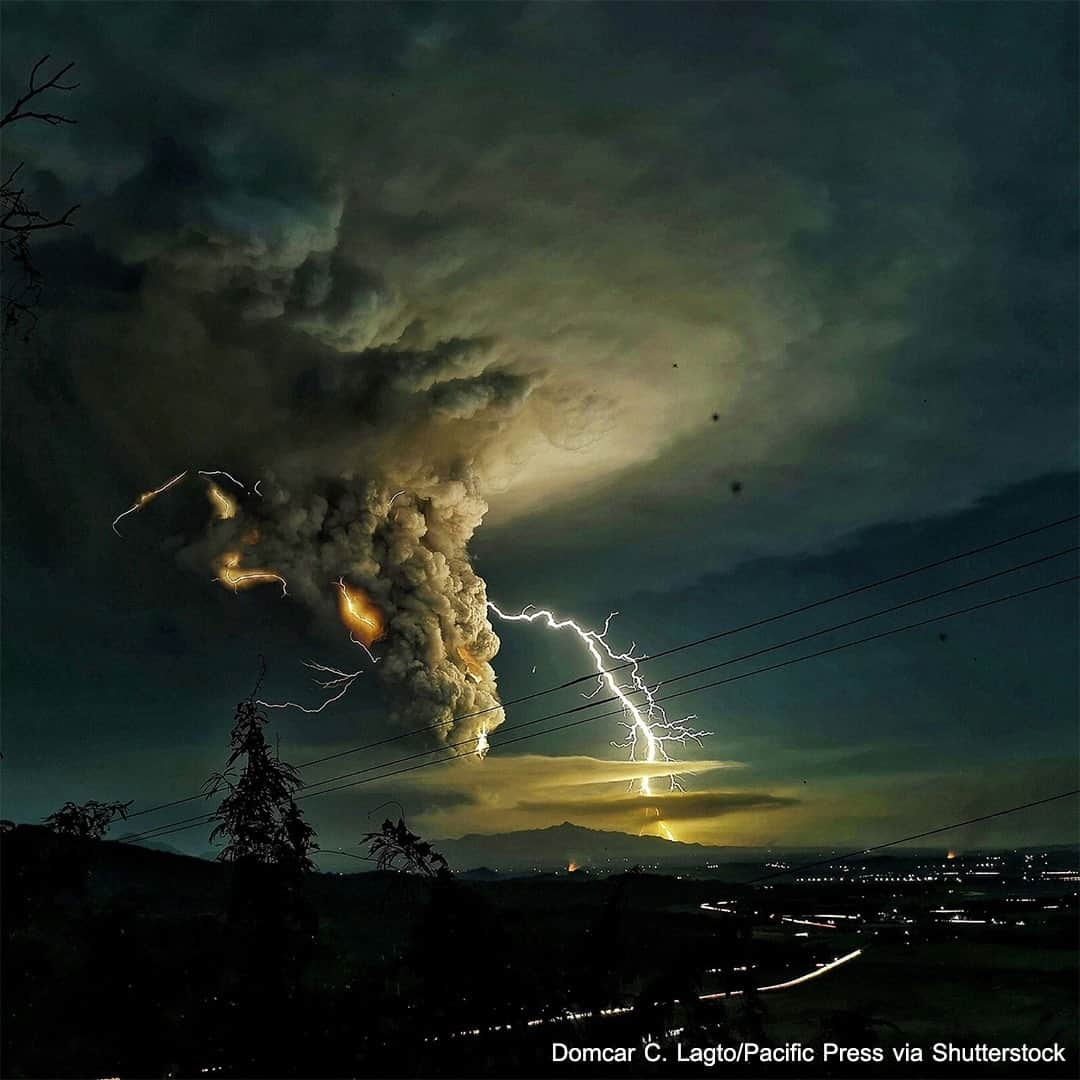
206, 691, 316, 872
204, 678, 319, 1074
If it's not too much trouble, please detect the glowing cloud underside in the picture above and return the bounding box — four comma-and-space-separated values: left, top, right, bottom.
487, 602, 711, 839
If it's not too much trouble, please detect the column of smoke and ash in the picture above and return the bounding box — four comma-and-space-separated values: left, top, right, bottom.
178, 330, 538, 747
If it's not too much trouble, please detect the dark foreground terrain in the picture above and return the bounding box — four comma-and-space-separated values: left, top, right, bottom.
2, 826, 1076, 1078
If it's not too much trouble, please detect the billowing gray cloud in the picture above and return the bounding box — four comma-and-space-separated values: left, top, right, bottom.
169, 324, 536, 745
1, 4, 1074, 831
6, 4, 1072, 601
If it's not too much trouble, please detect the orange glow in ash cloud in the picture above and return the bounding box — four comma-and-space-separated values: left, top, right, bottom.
214, 551, 288, 596
456, 644, 484, 682
207, 482, 237, 520
336, 578, 385, 648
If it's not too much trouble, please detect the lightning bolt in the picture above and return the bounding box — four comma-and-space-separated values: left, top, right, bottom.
115, 463, 385, 718
487, 602, 711, 836
111, 470, 188, 535
214, 551, 289, 597
206, 482, 237, 520
113, 466, 249, 537
335, 577, 386, 660
258, 661, 364, 714
254, 580, 383, 713
347, 636, 379, 664
259, 580, 384, 712
197, 469, 246, 491
474, 728, 490, 759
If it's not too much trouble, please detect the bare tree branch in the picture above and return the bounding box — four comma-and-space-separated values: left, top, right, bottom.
1, 55, 79, 338
0, 56, 79, 130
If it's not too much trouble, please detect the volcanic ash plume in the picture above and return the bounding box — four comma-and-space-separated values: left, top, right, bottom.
127, 323, 534, 745
205, 471, 505, 750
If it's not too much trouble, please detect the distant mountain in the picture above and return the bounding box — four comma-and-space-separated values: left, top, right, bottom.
434, 821, 764, 873
434, 825, 1080, 875
139, 839, 196, 857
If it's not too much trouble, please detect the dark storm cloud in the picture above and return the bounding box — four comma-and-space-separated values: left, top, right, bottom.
3, 5, 557, 752
2, 3, 1075, 844
5, 3, 1074, 554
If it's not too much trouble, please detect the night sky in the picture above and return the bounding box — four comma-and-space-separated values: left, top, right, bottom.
2, 2, 1077, 859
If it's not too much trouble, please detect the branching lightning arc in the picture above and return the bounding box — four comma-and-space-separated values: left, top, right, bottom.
258, 661, 364, 714
487, 602, 711, 837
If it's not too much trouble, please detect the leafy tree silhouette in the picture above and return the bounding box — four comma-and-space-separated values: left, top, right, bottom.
202, 671, 318, 1074
361, 815, 450, 879
43, 798, 132, 839
361, 814, 512, 1041
205, 685, 316, 872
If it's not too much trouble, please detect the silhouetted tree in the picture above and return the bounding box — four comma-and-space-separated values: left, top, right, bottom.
205, 690, 316, 871
204, 675, 319, 1075
43, 799, 132, 839
1, 55, 80, 338
361, 816, 450, 879
407, 870, 510, 1040
360, 815, 517, 1041
275, 800, 317, 872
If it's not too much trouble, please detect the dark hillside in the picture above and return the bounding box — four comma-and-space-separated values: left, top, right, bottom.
3, 825, 1075, 1078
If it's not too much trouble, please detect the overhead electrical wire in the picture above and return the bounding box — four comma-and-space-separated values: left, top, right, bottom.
119, 571, 1077, 844
118, 515, 1078, 825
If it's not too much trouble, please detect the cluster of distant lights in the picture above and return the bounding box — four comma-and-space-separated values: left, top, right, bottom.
490, 850, 1080, 882
789, 852, 1078, 885
700, 898, 1074, 936
700, 863, 1076, 925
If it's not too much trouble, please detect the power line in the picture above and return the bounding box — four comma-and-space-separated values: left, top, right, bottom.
738, 789, 1080, 886
301, 513, 1080, 763
134, 777, 1080, 895
290, 574, 1078, 804
122, 547, 1077, 830
119, 517, 1078, 824
118, 559, 1073, 840
434, 512, 1079, 731
124, 572, 1079, 839
120, 572, 1077, 844
255, 551, 1078, 805
314, 849, 378, 864
535, 545, 1079, 712
324, 791, 1080, 877
120, 809, 219, 843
